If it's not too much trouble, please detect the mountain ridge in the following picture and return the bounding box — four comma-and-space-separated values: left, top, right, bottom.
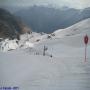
0, 8, 31, 39
0, 18, 90, 51
15, 6, 90, 33
53, 18, 90, 38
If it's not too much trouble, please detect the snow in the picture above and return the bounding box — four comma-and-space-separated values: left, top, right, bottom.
0, 47, 90, 90
0, 18, 90, 90
25, 41, 34, 48
53, 18, 90, 38
0, 39, 18, 52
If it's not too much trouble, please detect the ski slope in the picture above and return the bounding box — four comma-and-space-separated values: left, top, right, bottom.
0, 18, 90, 90
0, 51, 90, 90
53, 18, 90, 38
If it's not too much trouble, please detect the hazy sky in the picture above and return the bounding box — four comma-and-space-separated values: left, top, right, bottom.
0, 0, 90, 9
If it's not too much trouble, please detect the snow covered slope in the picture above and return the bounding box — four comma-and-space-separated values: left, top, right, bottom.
0, 18, 90, 90
0, 50, 90, 90
0, 18, 90, 52
0, 32, 49, 52
0, 39, 18, 52
53, 18, 90, 38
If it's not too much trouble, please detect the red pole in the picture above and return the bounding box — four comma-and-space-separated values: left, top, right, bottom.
84, 35, 88, 62
85, 44, 87, 62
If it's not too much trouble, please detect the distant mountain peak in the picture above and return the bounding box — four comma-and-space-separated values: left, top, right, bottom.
15, 6, 90, 33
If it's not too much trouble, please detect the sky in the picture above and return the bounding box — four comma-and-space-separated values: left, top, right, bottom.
0, 0, 90, 9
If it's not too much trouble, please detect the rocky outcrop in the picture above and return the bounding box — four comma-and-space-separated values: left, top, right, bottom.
0, 8, 31, 40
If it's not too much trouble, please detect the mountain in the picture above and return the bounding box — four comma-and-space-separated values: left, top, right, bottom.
0, 8, 31, 40
0, 18, 90, 51
53, 18, 90, 38
0, 17, 90, 90
15, 6, 90, 33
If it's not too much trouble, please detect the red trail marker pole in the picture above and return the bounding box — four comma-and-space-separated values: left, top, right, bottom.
84, 35, 88, 62
85, 44, 87, 62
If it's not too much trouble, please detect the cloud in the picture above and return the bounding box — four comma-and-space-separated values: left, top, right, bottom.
80, 0, 90, 8
0, 0, 90, 9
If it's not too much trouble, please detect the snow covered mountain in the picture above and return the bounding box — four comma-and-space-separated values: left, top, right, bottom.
0, 18, 90, 52
0, 18, 90, 90
53, 18, 90, 38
